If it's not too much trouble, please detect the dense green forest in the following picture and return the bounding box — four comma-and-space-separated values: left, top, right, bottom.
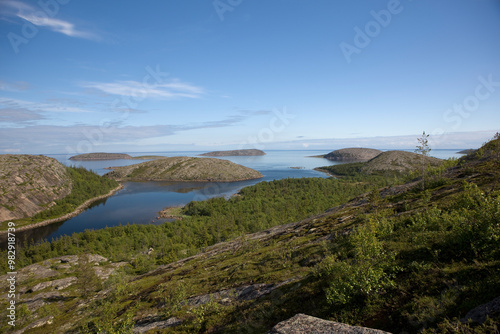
5, 174, 392, 272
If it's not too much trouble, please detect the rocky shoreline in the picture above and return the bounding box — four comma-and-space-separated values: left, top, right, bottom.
0, 184, 124, 234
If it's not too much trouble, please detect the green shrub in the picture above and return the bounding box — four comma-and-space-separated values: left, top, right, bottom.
315, 220, 395, 307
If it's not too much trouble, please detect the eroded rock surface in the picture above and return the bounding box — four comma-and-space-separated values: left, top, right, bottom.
0, 154, 71, 222
268, 314, 392, 334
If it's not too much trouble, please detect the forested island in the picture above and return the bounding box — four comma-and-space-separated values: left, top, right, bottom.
1, 136, 500, 333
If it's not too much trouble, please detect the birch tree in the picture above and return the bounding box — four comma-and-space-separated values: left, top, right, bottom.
415, 131, 431, 190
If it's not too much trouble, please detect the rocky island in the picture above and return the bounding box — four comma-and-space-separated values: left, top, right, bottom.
199, 149, 266, 156
105, 156, 263, 182
69, 152, 132, 160
323, 147, 382, 161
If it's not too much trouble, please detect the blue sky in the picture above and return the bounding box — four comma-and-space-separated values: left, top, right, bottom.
1, 0, 500, 154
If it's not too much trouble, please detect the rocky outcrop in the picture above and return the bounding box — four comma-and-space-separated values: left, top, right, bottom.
186, 279, 298, 307
105, 156, 263, 182
132, 317, 183, 333
12, 315, 54, 334
324, 148, 382, 162
69, 152, 132, 160
0, 155, 72, 222
461, 295, 500, 324
361, 150, 442, 174
200, 149, 266, 156
268, 314, 392, 334
28, 277, 77, 293
0, 253, 127, 329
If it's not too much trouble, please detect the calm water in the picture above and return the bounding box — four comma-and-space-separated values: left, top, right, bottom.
6, 149, 464, 246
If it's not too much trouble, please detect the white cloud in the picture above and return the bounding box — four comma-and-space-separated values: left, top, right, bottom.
0, 97, 94, 123
0, 110, 265, 153
2, 0, 97, 40
82, 80, 205, 99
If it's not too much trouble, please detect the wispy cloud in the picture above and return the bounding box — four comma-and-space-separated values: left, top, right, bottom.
0, 97, 93, 125
0, 110, 262, 153
269, 131, 498, 150
0, 107, 45, 124
237, 109, 273, 116
0, 80, 31, 92
82, 80, 205, 99
2, 0, 98, 40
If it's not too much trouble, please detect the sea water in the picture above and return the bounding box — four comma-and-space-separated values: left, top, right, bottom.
6, 149, 464, 246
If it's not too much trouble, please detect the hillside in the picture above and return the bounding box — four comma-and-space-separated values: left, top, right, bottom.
0, 155, 120, 231
0, 155, 72, 222
199, 149, 266, 156
362, 150, 442, 174
323, 147, 382, 161
105, 156, 263, 182
318, 150, 443, 177
3, 137, 500, 333
69, 152, 132, 160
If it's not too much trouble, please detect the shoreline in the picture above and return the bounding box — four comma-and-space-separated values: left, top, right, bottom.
0, 184, 124, 234
313, 167, 338, 178
110, 175, 264, 183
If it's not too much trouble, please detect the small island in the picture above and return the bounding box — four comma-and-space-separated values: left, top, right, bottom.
105, 156, 263, 182
199, 149, 266, 157
69, 152, 132, 160
323, 148, 382, 162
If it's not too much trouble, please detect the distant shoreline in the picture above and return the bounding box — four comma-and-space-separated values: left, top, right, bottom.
0, 184, 124, 234
313, 167, 336, 177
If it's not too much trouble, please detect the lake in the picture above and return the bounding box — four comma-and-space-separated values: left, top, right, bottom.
6, 149, 464, 246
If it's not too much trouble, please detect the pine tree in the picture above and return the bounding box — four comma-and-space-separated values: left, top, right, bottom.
75, 253, 102, 299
